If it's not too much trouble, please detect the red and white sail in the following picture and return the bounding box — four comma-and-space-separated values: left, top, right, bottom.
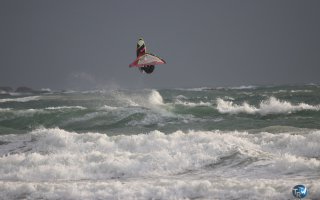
129, 53, 166, 67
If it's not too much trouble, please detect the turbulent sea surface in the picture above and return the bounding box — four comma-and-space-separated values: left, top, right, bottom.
0, 85, 320, 199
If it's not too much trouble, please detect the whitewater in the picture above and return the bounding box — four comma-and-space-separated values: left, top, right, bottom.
0, 85, 320, 199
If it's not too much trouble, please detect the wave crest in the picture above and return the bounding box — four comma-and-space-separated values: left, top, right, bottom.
1, 128, 319, 181
216, 97, 320, 115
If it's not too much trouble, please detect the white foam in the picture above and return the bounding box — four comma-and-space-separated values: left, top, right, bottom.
0, 129, 215, 181
110, 90, 142, 107
0, 108, 12, 112
106, 89, 167, 111
216, 97, 320, 115
175, 95, 188, 100
224, 96, 235, 100
270, 90, 287, 94
45, 106, 86, 110
0, 128, 320, 199
257, 131, 320, 158
174, 94, 212, 107
175, 87, 211, 91
216, 98, 257, 114
0, 96, 40, 103
120, 90, 172, 117
148, 90, 164, 106
0, 106, 84, 117
0, 108, 47, 117
230, 85, 257, 90
270, 90, 312, 94
290, 89, 312, 93
98, 105, 118, 110
174, 99, 212, 107
1, 128, 319, 179
2, 178, 317, 200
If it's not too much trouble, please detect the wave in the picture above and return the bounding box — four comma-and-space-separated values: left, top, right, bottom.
229, 85, 257, 90
174, 87, 210, 91
3, 178, 319, 200
0, 106, 86, 118
216, 97, 320, 115
266, 89, 313, 94
0, 108, 12, 112
45, 106, 86, 110
148, 90, 164, 106
110, 89, 164, 108
0, 96, 40, 103
174, 99, 212, 107
0, 128, 319, 179
290, 89, 312, 93
175, 86, 257, 91
0, 90, 179, 128
113, 90, 172, 118
0, 108, 47, 117
98, 105, 119, 110
175, 95, 188, 99
0, 128, 319, 199
65, 106, 171, 128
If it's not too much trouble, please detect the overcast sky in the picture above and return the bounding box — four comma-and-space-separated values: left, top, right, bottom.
1, 0, 319, 90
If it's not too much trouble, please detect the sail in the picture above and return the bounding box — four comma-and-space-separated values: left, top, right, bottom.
129, 53, 166, 67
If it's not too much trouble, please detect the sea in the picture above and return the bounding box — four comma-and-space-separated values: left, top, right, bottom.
0, 85, 319, 200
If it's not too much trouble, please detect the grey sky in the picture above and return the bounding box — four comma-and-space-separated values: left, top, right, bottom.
1, 0, 319, 90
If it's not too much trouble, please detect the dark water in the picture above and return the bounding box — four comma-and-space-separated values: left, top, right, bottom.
1, 85, 320, 134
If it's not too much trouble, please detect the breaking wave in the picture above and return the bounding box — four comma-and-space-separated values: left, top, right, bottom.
147, 90, 165, 107
1, 86, 320, 199
216, 97, 320, 115
0, 128, 319, 199
0, 128, 319, 179
110, 89, 164, 108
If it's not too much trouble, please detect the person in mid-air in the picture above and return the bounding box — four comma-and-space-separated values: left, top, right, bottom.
129, 38, 166, 74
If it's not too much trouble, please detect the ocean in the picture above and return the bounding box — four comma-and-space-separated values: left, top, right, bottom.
0, 85, 319, 199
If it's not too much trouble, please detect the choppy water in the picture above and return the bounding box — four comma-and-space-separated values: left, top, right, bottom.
0, 85, 320, 199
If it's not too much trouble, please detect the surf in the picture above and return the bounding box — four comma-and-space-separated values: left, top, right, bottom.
216, 96, 320, 115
